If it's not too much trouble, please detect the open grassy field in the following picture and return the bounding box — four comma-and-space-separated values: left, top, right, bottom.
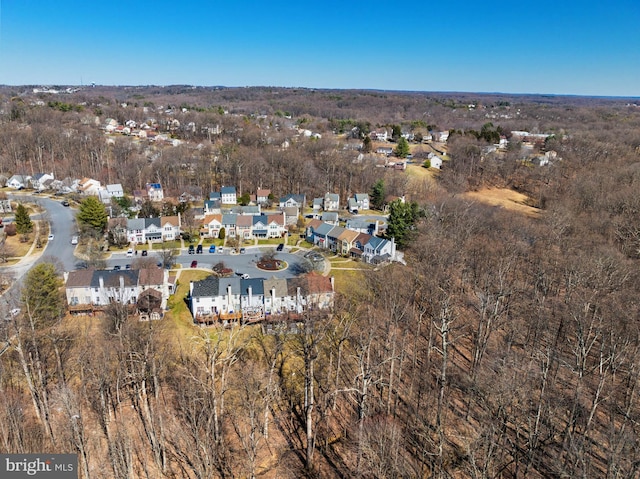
462, 187, 542, 218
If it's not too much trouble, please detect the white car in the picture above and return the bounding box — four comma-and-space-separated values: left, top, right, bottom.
126, 249, 134, 257
71, 236, 78, 245
47, 234, 54, 241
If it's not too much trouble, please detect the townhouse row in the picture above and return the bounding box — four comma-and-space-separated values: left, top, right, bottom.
189, 273, 334, 325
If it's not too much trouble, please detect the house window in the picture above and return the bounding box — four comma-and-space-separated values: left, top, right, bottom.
196, 298, 200, 303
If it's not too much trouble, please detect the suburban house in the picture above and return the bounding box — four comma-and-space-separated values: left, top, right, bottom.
200, 214, 223, 238
312, 198, 323, 216
306, 219, 401, 264
347, 193, 370, 213
323, 192, 340, 211
279, 194, 306, 210
281, 206, 299, 226
345, 218, 381, 236
370, 129, 389, 141
161, 215, 181, 241
77, 177, 102, 196
255, 188, 271, 205
126, 217, 176, 244
146, 183, 164, 202
64, 267, 170, 317
429, 155, 443, 169
376, 147, 394, 156
188, 273, 334, 325
321, 211, 339, 225
204, 195, 222, 215
106, 183, 124, 199
30, 173, 55, 191
220, 186, 237, 205
337, 229, 361, 256
98, 183, 125, 204
236, 214, 253, 240
6, 174, 31, 189
222, 214, 237, 238
363, 236, 397, 264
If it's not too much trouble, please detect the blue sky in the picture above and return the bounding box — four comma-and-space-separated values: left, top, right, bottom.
0, 0, 638, 96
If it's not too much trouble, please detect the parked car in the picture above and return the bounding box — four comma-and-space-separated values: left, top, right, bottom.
276, 243, 284, 251
48, 234, 54, 241
242, 273, 250, 279
71, 236, 78, 245
141, 250, 148, 256
196, 244, 203, 254
218, 247, 224, 254
239, 247, 246, 254
125, 264, 131, 270
190, 260, 198, 268
209, 245, 216, 253
61, 200, 70, 207
126, 249, 134, 257
188, 245, 195, 254
113, 265, 121, 271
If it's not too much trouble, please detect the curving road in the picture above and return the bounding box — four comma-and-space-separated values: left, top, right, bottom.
2, 195, 319, 286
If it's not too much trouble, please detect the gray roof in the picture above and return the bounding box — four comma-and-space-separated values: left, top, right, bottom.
327, 225, 346, 239
321, 212, 339, 222
222, 214, 237, 225
191, 276, 220, 298
263, 277, 288, 297
91, 270, 139, 288
219, 277, 241, 294
314, 222, 335, 237
127, 218, 145, 230
241, 278, 265, 295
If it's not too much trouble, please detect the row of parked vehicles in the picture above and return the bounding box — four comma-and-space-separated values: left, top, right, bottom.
189, 244, 222, 254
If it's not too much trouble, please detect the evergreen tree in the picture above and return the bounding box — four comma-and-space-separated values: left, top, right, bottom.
14, 203, 33, 235
238, 193, 251, 206
394, 137, 410, 158
20, 262, 64, 328
385, 199, 422, 249
370, 179, 385, 211
77, 196, 108, 237
362, 136, 373, 153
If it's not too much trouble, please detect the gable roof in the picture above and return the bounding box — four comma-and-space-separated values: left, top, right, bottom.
65, 269, 95, 288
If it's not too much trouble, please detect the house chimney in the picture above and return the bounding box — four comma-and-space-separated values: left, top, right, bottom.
248, 285, 253, 306
227, 284, 233, 311
271, 287, 276, 313
330, 276, 335, 292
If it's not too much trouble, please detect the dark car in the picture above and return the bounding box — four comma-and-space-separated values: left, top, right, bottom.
188, 245, 195, 254
190, 260, 198, 268
141, 250, 148, 256
209, 245, 216, 253
196, 244, 203, 254
276, 243, 284, 251
239, 247, 246, 254
113, 265, 121, 271
61, 200, 70, 207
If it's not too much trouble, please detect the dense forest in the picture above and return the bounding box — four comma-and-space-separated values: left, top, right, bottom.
1, 85, 640, 478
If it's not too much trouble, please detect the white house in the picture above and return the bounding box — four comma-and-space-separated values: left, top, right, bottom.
146, 183, 164, 202
323, 192, 340, 211
65, 267, 169, 313
6, 174, 31, 189
77, 177, 102, 196
429, 155, 443, 169
220, 186, 237, 205
30, 173, 54, 191
189, 274, 334, 324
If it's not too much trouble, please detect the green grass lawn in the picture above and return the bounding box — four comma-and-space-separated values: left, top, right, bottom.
151, 241, 181, 250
